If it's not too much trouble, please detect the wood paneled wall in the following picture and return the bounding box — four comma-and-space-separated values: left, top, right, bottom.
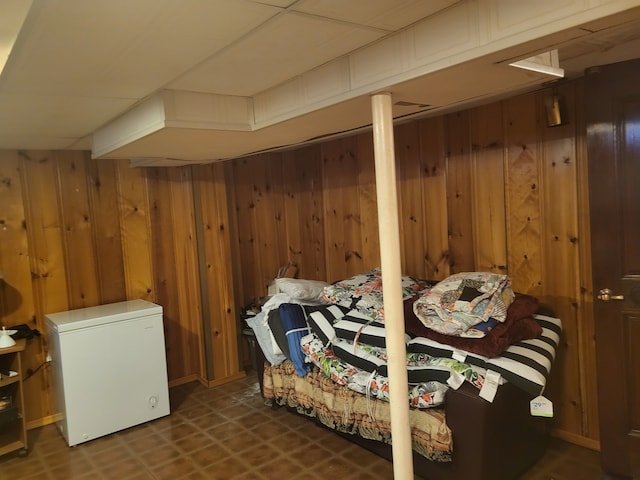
0, 79, 597, 446
228, 80, 598, 447
0, 154, 241, 428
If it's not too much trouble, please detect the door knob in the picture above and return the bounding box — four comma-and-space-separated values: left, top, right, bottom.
597, 288, 625, 302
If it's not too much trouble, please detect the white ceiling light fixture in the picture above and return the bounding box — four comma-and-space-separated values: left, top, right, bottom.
0, 0, 33, 77
509, 49, 565, 78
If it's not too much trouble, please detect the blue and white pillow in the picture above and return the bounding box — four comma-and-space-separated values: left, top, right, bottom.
278, 303, 312, 377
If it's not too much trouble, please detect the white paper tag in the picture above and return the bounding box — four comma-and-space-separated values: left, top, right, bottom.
479, 370, 501, 402
447, 371, 464, 390
530, 395, 554, 417
452, 349, 467, 363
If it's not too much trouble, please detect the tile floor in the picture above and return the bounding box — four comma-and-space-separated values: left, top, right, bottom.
0, 372, 603, 480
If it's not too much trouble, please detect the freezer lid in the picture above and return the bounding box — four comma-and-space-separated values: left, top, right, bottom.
45, 299, 163, 332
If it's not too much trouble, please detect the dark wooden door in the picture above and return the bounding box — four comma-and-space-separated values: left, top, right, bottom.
586, 58, 640, 479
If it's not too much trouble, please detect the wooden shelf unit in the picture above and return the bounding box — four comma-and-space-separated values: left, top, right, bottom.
0, 339, 27, 457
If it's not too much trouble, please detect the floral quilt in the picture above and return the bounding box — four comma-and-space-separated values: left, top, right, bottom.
413, 272, 514, 336
301, 332, 483, 408
322, 267, 429, 322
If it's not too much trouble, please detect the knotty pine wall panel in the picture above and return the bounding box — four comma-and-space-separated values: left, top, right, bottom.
446, 110, 475, 274
418, 116, 450, 280
263, 154, 292, 280
85, 158, 126, 304
504, 93, 544, 298
229, 156, 262, 304
20, 151, 70, 321
230, 154, 291, 303
536, 84, 586, 440
115, 160, 155, 301
355, 133, 381, 271
230, 147, 331, 299
167, 167, 206, 384
194, 163, 242, 384
20, 151, 70, 424
281, 146, 327, 281
0, 151, 50, 426
146, 167, 204, 384
56, 152, 102, 309
0, 152, 41, 327
469, 102, 507, 274
321, 136, 370, 282
396, 122, 427, 280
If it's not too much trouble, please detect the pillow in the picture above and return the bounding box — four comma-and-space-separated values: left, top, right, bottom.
331, 338, 466, 389
278, 304, 312, 376
484, 314, 562, 396
244, 311, 286, 366
322, 268, 429, 321
406, 337, 487, 369
331, 338, 389, 377
408, 313, 562, 397
333, 310, 410, 348
274, 278, 329, 303
306, 305, 350, 346
406, 364, 462, 387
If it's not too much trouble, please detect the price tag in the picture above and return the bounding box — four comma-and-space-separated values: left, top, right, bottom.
530, 395, 554, 417
479, 370, 501, 402
447, 371, 464, 390
452, 349, 467, 363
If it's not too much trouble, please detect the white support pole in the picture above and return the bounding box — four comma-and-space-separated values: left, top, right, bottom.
370, 92, 414, 479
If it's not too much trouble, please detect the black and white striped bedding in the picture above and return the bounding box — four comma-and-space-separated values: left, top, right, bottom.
407, 314, 562, 396
483, 314, 561, 396
306, 304, 561, 398
333, 311, 411, 348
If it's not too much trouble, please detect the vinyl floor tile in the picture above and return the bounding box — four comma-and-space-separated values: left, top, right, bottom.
0, 371, 604, 480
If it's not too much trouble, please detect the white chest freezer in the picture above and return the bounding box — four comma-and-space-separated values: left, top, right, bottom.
45, 299, 170, 446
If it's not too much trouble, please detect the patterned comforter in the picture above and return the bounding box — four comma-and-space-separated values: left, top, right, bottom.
262, 361, 454, 463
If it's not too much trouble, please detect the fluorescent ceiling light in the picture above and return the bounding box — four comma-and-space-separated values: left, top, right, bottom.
0, 1, 33, 77
509, 49, 565, 78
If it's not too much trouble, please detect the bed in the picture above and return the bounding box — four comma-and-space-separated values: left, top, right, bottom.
246, 269, 561, 480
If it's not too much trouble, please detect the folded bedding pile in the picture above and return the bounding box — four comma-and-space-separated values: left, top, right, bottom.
248, 268, 562, 409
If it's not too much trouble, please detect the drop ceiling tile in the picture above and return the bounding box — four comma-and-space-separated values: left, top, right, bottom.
292, 0, 460, 31
2, 0, 280, 97
0, 135, 85, 150
0, 93, 135, 140
167, 12, 385, 96
247, 0, 296, 7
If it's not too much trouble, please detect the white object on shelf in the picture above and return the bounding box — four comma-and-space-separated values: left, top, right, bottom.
45, 300, 170, 446
0, 327, 16, 348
